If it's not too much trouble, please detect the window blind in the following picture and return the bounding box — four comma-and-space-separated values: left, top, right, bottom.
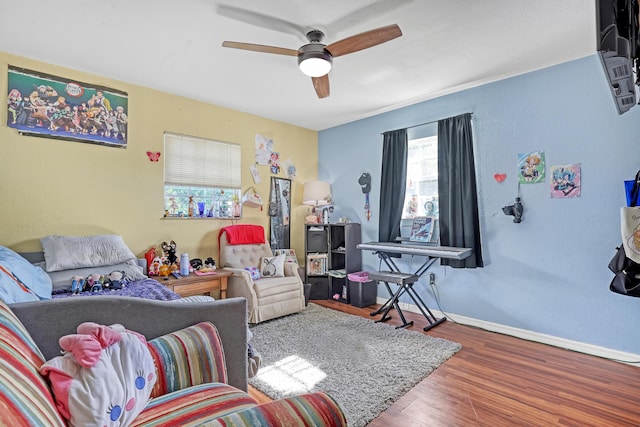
164, 133, 241, 188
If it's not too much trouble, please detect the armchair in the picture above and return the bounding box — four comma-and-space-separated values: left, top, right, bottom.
219, 225, 305, 323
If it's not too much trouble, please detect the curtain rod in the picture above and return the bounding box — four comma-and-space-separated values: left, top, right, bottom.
382, 112, 473, 134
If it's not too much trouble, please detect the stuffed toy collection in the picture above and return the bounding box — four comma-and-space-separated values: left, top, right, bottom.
69, 271, 128, 294
146, 240, 182, 276
144, 241, 217, 277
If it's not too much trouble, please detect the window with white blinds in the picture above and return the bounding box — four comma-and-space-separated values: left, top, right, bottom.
164, 133, 241, 188
163, 133, 242, 219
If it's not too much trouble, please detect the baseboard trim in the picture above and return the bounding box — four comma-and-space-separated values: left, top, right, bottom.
376, 297, 640, 366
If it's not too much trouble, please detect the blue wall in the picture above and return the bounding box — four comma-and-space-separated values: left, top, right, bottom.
319, 55, 640, 354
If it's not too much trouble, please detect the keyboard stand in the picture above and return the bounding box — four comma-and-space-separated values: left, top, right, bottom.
357, 241, 472, 331
369, 267, 445, 331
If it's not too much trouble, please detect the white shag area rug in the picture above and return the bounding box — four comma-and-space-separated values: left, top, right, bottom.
248, 303, 461, 426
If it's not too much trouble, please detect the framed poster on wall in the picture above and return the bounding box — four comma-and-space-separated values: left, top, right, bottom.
6, 66, 129, 148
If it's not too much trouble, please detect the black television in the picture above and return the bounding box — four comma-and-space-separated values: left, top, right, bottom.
596, 0, 639, 114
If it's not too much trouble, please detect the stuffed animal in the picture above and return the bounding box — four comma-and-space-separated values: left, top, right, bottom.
161, 240, 177, 266
106, 271, 126, 290
190, 258, 203, 270
70, 276, 85, 295
39, 322, 156, 426
158, 264, 171, 280
204, 257, 216, 270
148, 257, 162, 276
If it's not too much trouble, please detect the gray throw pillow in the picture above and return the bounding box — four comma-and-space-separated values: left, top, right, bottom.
41, 235, 137, 272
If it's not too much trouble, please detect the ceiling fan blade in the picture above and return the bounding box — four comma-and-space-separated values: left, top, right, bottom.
326, 24, 402, 58
312, 75, 330, 99
326, 0, 414, 35
222, 41, 298, 57
218, 5, 306, 38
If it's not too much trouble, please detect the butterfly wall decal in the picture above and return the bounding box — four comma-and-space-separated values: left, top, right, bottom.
147, 151, 161, 162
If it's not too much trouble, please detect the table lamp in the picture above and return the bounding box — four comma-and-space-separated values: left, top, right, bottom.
302, 180, 333, 224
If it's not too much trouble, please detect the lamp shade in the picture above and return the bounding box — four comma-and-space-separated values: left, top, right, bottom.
302, 181, 332, 206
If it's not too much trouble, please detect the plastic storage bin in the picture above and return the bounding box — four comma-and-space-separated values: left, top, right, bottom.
347, 272, 377, 308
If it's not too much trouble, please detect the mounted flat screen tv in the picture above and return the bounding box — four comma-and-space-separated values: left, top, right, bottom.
596, 0, 639, 114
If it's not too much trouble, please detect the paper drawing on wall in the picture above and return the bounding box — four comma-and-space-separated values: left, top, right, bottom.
282, 158, 296, 179
249, 164, 261, 183
518, 151, 545, 183
255, 134, 273, 165
268, 151, 280, 174
7, 66, 128, 148
550, 164, 580, 198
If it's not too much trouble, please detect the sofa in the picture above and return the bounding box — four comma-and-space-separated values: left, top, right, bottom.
2, 296, 347, 426
219, 225, 306, 324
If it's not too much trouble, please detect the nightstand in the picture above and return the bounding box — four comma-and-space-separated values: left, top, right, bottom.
162, 270, 232, 298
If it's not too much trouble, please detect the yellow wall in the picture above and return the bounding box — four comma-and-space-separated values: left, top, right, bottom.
0, 52, 318, 263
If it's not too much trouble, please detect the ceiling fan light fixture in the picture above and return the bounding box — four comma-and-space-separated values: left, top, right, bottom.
298, 45, 333, 77
222, 23, 401, 98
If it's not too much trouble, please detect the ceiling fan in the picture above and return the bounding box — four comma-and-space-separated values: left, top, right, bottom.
222, 24, 402, 99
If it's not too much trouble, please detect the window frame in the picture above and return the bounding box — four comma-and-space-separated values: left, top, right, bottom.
400, 135, 440, 241
163, 132, 242, 219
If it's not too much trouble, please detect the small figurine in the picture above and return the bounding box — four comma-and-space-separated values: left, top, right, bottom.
106, 271, 126, 290
148, 257, 162, 276
158, 264, 171, 280
85, 273, 103, 292
188, 196, 195, 217
70, 276, 84, 294
169, 197, 178, 216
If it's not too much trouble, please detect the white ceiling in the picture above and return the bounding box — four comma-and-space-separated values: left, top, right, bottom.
0, 1, 595, 131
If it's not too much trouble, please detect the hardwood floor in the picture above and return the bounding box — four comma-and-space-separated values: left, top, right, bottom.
249, 300, 640, 426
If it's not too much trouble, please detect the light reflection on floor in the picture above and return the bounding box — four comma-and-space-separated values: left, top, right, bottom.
257, 355, 326, 394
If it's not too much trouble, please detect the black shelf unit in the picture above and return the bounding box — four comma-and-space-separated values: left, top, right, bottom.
304, 223, 361, 302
